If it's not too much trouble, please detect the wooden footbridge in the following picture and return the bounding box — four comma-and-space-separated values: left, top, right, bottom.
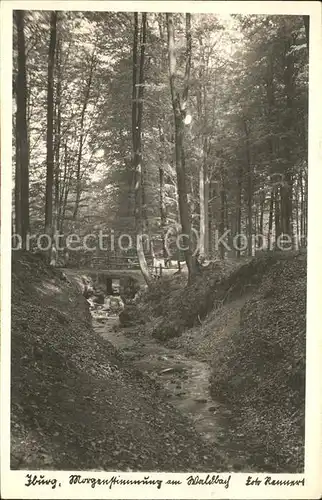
60, 255, 185, 285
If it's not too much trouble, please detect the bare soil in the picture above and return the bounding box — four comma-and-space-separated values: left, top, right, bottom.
11, 252, 226, 471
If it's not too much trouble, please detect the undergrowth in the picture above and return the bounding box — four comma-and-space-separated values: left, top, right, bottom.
209, 253, 306, 471
11, 251, 226, 471
136, 250, 306, 471
139, 251, 304, 341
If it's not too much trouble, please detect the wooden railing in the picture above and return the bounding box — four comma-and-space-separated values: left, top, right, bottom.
61, 253, 184, 275
90, 256, 144, 270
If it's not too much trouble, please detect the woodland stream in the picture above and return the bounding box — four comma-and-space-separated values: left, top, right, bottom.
90, 299, 230, 449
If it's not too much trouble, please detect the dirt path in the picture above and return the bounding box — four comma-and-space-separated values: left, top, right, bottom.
93, 315, 228, 446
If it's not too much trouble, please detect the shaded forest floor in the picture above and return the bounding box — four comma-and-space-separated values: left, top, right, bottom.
128, 250, 306, 472
11, 250, 306, 473
11, 251, 226, 471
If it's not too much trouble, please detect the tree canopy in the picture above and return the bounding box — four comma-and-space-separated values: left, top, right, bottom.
13, 11, 308, 281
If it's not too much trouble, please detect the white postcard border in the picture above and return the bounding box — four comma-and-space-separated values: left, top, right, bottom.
1, 1, 322, 499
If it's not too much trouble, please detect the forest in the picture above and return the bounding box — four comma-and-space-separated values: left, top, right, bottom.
10, 9, 309, 475
13, 10, 309, 283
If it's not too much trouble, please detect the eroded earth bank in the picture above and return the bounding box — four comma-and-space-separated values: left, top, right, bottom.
11, 250, 306, 472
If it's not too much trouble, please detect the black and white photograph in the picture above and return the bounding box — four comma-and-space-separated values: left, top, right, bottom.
1, 1, 321, 498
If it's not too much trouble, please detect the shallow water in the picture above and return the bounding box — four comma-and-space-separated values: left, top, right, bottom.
92, 313, 228, 446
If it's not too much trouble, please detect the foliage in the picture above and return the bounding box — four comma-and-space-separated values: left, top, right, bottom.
13, 12, 308, 260
11, 10, 308, 473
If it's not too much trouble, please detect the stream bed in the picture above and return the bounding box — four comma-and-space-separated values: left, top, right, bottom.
92, 309, 231, 448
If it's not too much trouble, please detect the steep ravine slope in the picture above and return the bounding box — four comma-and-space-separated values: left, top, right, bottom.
135, 251, 306, 472
11, 252, 226, 471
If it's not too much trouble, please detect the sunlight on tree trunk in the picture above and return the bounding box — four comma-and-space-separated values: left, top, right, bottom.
54, 36, 61, 234
15, 18, 29, 245
199, 155, 209, 258
15, 11, 30, 248
45, 11, 57, 238
132, 12, 152, 286
45, 12, 58, 264
73, 49, 96, 221
166, 12, 197, 284
11, 11, 308, 265
14, 108, 22, 237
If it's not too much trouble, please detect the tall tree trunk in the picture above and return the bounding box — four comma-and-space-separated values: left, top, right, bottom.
58, 142, 69, 233
275, 187, 281, 247
219, 176, 225, 260
15, 11, 30, 248
303, 16, 309, 50
14, 109, 22, 236
235, 164, 242, 259
189, 177, 196, 228
199, 162, 205, 257
132, 12, 152, 286
299, 171, 304, 246
54, 37, 61, 233
199, 145, 209, 258
259, 191, 265, 236
166, 12, 197, 283
141, 159, 148, 230
280, 27, 295, 245
208, 181, 215, 257
228, 210, 236, 259
265, 51, 278, 252
196, 41, 210, 260
204, 164, 209, 256
280, 171, 293, 243
156, 21, 169, 259
224, 189, 229, 232
243, 118, 252, 256
45, 11, 57, 236
73, 49, 96, 220
295, 175, 300, 248
158, 124, 167, 257
304, 169, 308, 246
267, 189, 274, 250
223, 182, 232, 256
60, 171, 73, 235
